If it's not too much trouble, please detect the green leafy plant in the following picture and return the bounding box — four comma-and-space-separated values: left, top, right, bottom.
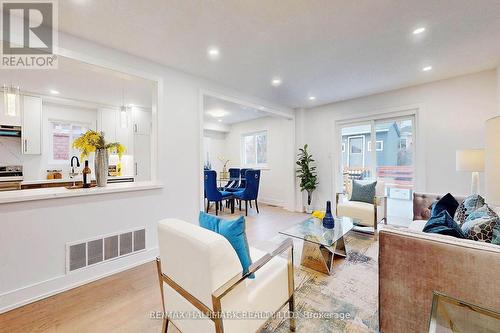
296, 144, 318, 206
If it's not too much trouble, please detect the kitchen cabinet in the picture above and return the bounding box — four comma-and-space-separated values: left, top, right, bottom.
132, 107, 151, 135
0, 92, 22, 126
22, 95, 42, 155
116, 108, 133, 155
97, 109, 117, 142
134, 134, 151, 181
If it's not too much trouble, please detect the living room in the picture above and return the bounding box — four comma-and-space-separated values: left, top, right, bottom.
1, 1, 499, 333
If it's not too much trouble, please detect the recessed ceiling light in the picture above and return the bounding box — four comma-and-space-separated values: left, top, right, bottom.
206, 109, 229, 118
413, 27, 426, 35
271, 78, 282, 87
422, 66, 433, 72
207, 47, 220, 60
217, 119, 222, 122
49, 89, 59, 95
309, 96, 316, 101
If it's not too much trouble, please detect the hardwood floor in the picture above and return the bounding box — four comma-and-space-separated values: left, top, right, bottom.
0, 204, 308, 333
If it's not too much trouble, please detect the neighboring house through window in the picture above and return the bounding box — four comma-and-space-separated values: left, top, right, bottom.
368, 140, 384, 151
241, 131, 267, 167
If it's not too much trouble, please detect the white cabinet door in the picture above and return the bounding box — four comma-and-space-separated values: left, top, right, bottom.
116, 108, 133, 155
22, 95, 42, 155
0, 93, 22, 126
134, 134, 151, 181
97, 109, 116, 143
132, 108, 151, 135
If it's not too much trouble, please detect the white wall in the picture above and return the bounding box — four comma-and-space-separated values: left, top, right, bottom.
203, 130, 226, 170
297, 70, 498, 210
222, 116, 293, 207
0, 33, 293, 312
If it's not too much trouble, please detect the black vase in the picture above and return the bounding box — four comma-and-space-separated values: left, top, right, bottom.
322, 201, 335, 229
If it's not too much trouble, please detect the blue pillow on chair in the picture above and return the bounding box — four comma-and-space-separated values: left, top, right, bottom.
423, 210, 466, 239
350, 180, 377, 204
199, 212, 254, 278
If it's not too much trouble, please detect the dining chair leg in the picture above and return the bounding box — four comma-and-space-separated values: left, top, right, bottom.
239, 199, 241, 211
216, 201, 219, 216
255, 200, 259, 213
206, 201, 210, 213
245, 200, 248, 216
250, 201, 252, 208
231, 198, 235, 214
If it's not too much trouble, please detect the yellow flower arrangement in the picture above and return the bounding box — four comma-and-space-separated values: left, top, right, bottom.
311, 210, 326, 219
72, 130, 126, 160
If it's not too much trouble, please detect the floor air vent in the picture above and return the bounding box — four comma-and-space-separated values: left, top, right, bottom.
67, 228, 146, 273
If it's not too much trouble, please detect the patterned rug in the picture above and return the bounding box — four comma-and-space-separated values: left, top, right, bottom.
259, 232, 379, 333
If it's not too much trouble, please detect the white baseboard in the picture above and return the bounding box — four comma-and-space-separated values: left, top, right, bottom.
259, 197, 285, 207
0, 247, 159, 314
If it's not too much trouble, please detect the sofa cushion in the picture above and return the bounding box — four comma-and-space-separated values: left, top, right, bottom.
461, 205, 499, 243
431, 193, 460, 218
408, 220, 427, 232
350, 180, 377, 204
454, 194, 485, 224
423, 211, 466, 238
199, 212, 254, 278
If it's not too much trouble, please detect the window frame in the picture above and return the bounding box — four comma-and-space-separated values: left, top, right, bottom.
368, 140, 384, 152
48, 119, 92, 165
240, 130, 268, 169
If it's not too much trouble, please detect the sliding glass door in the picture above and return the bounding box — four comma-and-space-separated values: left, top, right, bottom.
339, 115, 416, 223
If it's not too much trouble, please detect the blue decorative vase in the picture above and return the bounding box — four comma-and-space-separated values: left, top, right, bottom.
322, 201, 335, 229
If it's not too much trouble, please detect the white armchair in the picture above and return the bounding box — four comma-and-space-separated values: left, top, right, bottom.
335, 180, 387, 240
156, 219, 295, 333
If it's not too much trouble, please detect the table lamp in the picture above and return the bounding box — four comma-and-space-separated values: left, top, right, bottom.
456, 149, 484, 194
485, 116, 500, 207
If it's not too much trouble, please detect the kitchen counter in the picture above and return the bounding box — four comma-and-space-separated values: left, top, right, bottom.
0, 181, 163, 204
20, 176, 134, 185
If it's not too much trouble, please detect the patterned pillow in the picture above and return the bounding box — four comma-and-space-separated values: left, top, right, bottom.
454, 194, 485, 224
460, 205, 499, 242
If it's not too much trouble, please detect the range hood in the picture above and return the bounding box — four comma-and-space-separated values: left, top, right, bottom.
0, 125, 21, 137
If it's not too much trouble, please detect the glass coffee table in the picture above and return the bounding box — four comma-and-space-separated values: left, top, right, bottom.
279, 216, 357, 275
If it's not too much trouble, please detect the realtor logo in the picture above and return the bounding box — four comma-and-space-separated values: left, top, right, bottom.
1, 0, 58, 68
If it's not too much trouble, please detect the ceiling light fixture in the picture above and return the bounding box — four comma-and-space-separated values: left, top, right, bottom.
412, 27, 426, 35
271, 78, 282, 87
218, 119, 222, 122
309, 96, 316, 101
206, 109, 229, 118
50, 89, 60, 95
207, 47, 220, 60
3, 84, 20, 117
120, 89, 129, 129
422, 66, 433, 72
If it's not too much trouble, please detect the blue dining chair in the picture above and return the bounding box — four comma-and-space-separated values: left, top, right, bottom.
204, 170, 233, 216
221, 168, 240, 190
234, 170, 261, 216
226, 168, 250, 193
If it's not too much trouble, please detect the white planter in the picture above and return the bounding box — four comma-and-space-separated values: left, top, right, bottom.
305, 204, 313, 214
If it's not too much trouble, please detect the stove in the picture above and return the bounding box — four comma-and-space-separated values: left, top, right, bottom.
0, 165, 23, 182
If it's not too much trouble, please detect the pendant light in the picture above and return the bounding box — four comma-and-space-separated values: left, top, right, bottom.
120, 89, 129, 128
3, 84, 20, 117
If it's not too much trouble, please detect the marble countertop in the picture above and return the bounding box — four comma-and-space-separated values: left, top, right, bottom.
0, 181, 163, 204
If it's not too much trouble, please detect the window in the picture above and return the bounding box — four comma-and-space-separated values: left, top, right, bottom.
241, 131, 267, 167
368, 140, 384, 151
49, 121, 89, 164
399, 138, 408, 150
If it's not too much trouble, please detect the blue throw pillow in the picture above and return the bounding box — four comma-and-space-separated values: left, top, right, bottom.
431, 193, 459, 218
423, 210, 466, 238
199, 212, 254, 278
350, 180, 377, 204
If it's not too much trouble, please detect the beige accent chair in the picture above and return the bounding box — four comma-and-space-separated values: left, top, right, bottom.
156, 219, 295, 333
335, 180, 387, 239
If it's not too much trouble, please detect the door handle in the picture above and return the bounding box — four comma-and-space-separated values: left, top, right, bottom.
135, 162, 138, 176
134, 124, 138, 133
24, 139, 27, 152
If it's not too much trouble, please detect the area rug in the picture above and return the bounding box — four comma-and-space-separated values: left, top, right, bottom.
259, 232, 379, 333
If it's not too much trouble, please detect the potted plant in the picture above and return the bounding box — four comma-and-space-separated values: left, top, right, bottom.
73, 130, 126, 187
296, 144, 318, 213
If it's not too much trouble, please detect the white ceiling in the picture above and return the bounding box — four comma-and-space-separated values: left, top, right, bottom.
204, 95, 270, 125
57, 0, 500, 108
0, 56, 154, 108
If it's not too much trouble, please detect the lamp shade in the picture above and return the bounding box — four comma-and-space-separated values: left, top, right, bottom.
485, 116, 500, 206
456, 149, 485, 172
